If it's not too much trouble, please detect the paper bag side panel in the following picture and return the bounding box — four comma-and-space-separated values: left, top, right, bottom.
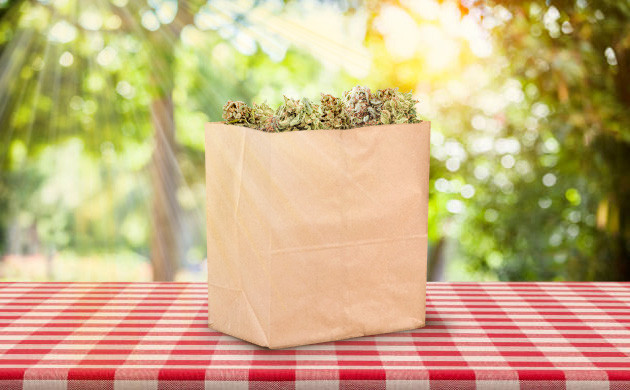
266, 123, 430, 348
418, 122, 431, 323
341, 122, 430, 338
205, 124, 271, 347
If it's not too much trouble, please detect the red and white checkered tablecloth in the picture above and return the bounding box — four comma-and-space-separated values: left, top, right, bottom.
0, 282, 628, 389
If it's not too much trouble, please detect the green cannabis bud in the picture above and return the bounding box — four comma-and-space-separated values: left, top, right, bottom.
374, 88, 421, 125
272, 97, 322, 132
222, 101, 253, 127
251, 102, 274, 130
319, 93, 351, 129
343, 85, 380, 127
222, 100, 275, 130
222, 86, 421, 132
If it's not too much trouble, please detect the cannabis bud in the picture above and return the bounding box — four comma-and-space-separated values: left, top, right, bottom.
222, 100, 274, 130
222, 101, 252, 127
272, 97, 322, 132
374, 88, 420, 125
251, 102, 274, 130
343, 85, 380, 127
222, 86, 420, 132
319, 93, 351, 129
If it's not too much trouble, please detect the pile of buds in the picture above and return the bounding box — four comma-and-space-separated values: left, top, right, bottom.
222, 86, 420, 132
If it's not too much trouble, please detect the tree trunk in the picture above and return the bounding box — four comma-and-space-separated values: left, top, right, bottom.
144, 3, 203, 281
149, 94, 180, 281
427, 237, 446, 282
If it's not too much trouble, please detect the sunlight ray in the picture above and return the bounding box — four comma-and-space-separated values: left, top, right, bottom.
0, 30, 37, 163
207, 0, 371, 75
23, 21, 53, 153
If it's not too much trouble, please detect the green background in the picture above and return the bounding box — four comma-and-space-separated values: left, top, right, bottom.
0, 0, 628, 282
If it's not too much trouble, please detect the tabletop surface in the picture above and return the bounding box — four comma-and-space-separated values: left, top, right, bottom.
0, 282, 628, 389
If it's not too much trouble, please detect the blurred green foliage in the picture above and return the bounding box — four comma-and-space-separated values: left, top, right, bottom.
0, 0, 361, 279
0, 0, 628, 281
465, 0, 630, 281
366, 0, 630, 281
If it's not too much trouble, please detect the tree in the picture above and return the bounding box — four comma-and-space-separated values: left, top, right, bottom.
0, 0, 204, 280
469, 0, 630, 280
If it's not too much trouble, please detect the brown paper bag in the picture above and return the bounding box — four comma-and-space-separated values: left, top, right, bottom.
205, 121, 430, 349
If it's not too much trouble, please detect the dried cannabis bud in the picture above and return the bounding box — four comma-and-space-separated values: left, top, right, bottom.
222, 101, 253, 127
222, 101, 274, 129
272, 97, 322, 132
343, 85, 380, 127
319, 93, 351, 129
222, 86, 420, 132
251, 102, 274, 130
374, 88, 421, 125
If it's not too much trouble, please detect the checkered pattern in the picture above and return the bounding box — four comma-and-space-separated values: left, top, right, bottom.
0, 282, 628, 389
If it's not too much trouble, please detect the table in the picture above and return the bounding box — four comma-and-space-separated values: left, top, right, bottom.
0, 282, 627, 389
